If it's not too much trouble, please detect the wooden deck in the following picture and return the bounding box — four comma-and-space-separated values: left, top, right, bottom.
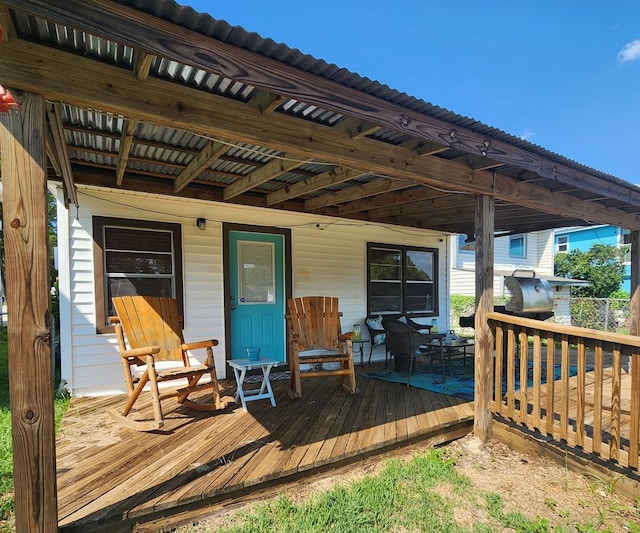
56, 363, 474, 532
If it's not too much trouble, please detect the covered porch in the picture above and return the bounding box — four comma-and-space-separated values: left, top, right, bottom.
2, 1, 640, 531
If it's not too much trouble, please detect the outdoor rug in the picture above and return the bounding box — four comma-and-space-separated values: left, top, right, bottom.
363, 359, 585, 401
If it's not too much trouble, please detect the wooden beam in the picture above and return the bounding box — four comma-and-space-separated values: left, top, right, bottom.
10, 0, 639, 208
474, 194, 494, 443
224, 153, 312, 200
630, 230, 640, 467
0, 3, 16, 41
265, 166, 364, 206
305, 177, 412, 210
116, 119, 137, 186
248, 90, 285, 115
631, 230, 640, 338
344, 185, 450, 215
45, 101, 77, 206
0, 91, 58, 532
45, 128, 63, 178
174, 138, 229, 193
372, 193, 472, 219
333, 118, 380, 139
133, 50, 153, 81
3, 39, 640, 229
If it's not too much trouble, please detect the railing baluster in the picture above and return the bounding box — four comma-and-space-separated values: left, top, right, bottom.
630, 353, 640, 469
493, 323, 503, 412
545, 332, 556, 436
518, 329, 529, 424
506, 325, 516, 419
576, 338, 586, 449
560, 335, 570, 442
610, 345, 621, 463
593, 341, 603, 457
532, 330, 542, 430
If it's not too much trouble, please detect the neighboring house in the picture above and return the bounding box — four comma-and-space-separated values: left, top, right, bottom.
553, 225, 631, 293
450, 230, 589, 324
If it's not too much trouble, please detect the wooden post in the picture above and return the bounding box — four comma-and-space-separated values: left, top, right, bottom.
0, 91, 58, 531
474, 194, 494, 442
630, 230, 640, 338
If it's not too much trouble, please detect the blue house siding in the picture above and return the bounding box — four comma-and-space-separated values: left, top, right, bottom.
554, 226, 630, 293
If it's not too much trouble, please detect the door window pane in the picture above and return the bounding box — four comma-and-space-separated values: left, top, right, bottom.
238, 241, 275, 303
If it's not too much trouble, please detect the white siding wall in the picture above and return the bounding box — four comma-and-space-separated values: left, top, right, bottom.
55, 185, 447, 396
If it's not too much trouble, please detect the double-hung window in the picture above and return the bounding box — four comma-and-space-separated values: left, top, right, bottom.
367, 243, 437, 317
556, 235, 568, 253
509, 234, 526, 258
93, 217, 183, 333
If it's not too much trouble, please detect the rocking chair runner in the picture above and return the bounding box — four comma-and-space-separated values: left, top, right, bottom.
286, 296, 357, 399
110, 296, 226, 431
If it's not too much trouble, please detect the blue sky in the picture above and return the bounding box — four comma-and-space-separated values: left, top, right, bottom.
187, 1, 640, 184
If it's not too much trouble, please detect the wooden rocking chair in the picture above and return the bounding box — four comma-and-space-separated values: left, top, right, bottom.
286, 296, 357, 399
110, 296, 226, 431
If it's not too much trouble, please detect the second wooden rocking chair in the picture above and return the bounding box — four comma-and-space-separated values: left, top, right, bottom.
286, 296, 357, 399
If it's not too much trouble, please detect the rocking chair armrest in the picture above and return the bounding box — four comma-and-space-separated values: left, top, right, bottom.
182, 339, 219, 351
338, 332, 352, 342
121, 345, 161, 359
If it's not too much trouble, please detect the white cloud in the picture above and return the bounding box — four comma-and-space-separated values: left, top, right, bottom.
520, 128, 534, 141
617, 40, 640, 64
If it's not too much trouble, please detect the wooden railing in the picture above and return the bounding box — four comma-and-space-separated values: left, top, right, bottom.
487, 312, 640, 471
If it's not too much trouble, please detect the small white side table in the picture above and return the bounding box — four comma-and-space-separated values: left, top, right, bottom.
227, 357, 281, 412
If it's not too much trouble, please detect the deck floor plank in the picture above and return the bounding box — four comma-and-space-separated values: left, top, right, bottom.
56, 364, 474, 532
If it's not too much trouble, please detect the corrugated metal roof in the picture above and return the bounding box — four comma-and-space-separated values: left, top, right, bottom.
106, 0, 635, 188
4, 0, 639, 235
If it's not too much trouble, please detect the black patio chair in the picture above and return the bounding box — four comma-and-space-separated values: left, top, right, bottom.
381, 317, 446, 386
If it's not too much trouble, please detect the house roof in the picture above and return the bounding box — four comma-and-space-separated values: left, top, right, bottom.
2, 0, 640, 235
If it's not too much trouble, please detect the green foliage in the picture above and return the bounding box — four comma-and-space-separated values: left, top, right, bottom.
555, 244, 626, 298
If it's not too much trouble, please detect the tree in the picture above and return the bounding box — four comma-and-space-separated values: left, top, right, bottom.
554, 243, 626, 298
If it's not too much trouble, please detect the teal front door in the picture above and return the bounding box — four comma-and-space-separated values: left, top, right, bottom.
228, 230, 286, 362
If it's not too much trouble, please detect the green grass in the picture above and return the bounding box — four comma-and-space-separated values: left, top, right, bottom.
175, 447, 640, 533
0, 333, 70, 530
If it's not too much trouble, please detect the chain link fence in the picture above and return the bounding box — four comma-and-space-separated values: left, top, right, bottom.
553, 296, 630, 332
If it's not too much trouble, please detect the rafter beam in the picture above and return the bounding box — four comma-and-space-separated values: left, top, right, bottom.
248, 90, 285, 114
401, 138, 449, 157
376, 195, 475, 220
45, 102, 77, 206
334, 118, 380, 140
2, 39, 639, 229
45, 129, 63, 179
174, 138, 229, 193
305, 178, 413, 210
133, 50, 153, 81
266, 166, 366, 205
224, 153, 312, 200
338, 185, 450, 215
116, 119, 137, 186
0, 4, 16, 41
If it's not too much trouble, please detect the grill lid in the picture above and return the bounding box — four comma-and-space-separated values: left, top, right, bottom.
504, 269, 553, 314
